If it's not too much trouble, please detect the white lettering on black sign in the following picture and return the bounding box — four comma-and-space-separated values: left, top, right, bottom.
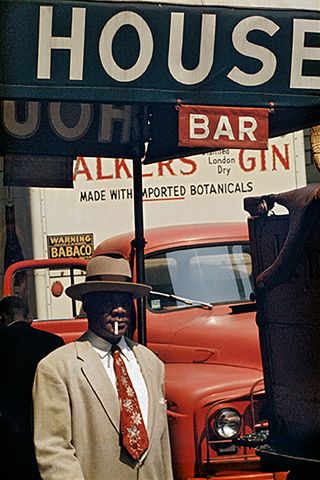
36, 5, 320, 90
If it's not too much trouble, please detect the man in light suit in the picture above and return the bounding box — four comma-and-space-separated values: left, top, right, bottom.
32, 255, 173, 480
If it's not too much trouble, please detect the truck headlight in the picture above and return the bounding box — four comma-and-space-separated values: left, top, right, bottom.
214, 409, 242, 439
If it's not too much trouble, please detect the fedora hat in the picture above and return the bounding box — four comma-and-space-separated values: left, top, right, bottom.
65, 255, 151, 300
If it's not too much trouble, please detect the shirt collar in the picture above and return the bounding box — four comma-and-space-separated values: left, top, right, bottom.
87, 329, 130, 359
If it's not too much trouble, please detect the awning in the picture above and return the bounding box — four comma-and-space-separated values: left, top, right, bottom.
0, 0, 319, 109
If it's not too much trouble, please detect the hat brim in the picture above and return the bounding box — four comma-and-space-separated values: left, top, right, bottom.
65, 280, 151, 301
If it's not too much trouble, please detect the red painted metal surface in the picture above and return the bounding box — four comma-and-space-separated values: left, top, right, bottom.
3, 258, 87, 297
95, 222, 249, 258
95, 223, 279, 479
3, 223, 287, 479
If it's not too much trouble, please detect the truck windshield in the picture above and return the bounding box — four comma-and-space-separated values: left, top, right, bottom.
145, 243, 253, 311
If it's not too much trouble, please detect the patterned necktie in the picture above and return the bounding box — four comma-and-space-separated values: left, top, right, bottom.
112, 345, 149, 460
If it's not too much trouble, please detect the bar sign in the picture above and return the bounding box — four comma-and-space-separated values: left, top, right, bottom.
179, 105, 269, 150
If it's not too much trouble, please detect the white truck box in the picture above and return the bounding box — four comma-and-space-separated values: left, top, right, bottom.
0, 130, 307, 318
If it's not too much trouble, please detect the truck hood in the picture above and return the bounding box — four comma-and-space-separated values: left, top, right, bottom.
148, 304, 262, 370
165, 362, 263, 413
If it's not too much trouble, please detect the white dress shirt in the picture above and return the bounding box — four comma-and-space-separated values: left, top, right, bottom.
87, 329, 149, 429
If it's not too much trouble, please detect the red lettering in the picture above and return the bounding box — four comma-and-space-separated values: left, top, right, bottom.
260, 151, 267, 171
96, 157, 113, 180
115, 159, 132, 179
239, 150, 256, 172
73, 156, 93, 181
179, 157, 197, 175
142, 166, 153, 178
272, 144, 289, 170
157, 161, 176, 176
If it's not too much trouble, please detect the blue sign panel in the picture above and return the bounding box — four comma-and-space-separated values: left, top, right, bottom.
0, 0, 319, 108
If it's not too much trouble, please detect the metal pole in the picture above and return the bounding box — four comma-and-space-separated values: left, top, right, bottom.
132, 157, 147, 345
131, 106, 147, 346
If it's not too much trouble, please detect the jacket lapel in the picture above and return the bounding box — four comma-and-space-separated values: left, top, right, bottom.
75, 339, 120, 432
74, 336, 159, 453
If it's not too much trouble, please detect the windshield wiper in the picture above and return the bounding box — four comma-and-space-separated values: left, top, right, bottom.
150, 290, 213, 310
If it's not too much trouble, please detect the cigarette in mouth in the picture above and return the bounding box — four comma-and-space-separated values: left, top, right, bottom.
114, 321, 119, 335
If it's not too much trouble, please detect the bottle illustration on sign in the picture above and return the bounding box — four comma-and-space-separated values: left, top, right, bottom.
4, 196, 26, 297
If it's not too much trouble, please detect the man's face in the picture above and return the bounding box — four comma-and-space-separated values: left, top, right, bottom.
84, 292, 134, 343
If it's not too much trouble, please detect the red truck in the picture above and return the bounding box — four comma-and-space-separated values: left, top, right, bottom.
3, 222, 286, 480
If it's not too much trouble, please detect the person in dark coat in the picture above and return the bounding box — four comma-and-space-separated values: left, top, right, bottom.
0, 295, 64, 480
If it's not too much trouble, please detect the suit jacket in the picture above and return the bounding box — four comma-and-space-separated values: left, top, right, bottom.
33, 333, 174, 480
0, 322, 64, 479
